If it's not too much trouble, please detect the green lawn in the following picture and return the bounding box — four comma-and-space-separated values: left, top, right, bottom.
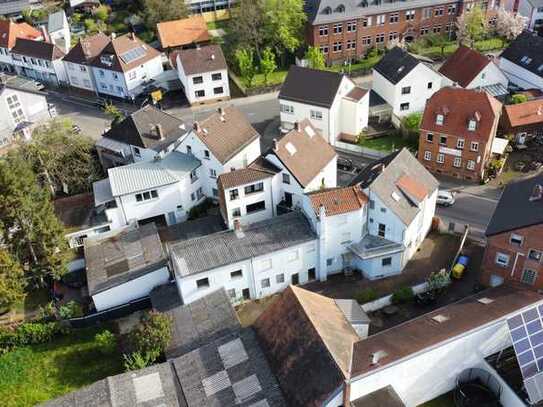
410, 36, 507, 59
358, 134, 416, 152
0, 327, 123, 407
418, 392, 455, 407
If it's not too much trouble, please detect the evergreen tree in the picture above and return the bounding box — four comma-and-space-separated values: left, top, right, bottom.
0, 249, 26, 311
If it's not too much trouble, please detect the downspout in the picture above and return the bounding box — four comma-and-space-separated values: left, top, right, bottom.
318, 204, 328, 282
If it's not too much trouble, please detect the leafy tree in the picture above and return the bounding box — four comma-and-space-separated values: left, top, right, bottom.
262, 0, 307, 55
142, 0, 189, 31
511, 93, 528, 104
496, 8, 526, 41
84, 18, 107, 34
130, 311, 172, 358
235, 48, 256, 87
0, 249, 26, 311
104, 102, 125, 124
16, 119, 103, 195
229, 0, 266, 59
456, 5, 487, 47
304, 46, 326, 70
0, 155, 69, 286
94, 5, 109, 22
424, 33, 450, 58
71, 13, 82, 24
259, 48, 277, 84
402, 112, 422, 132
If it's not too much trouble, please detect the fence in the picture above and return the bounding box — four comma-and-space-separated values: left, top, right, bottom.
68, 297, 151, 329
335, 141, 390, 159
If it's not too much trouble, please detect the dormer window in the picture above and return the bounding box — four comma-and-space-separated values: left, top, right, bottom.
100, 54, 114, 66
521, 56, 532, 65
468, 119, 477, 131
323, 6, 332, 14
436, 114, 444, 125
336, 4, 345, 12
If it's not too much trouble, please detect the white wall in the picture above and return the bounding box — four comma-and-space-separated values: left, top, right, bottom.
12, 53, 67, 85
177, 57, 230, 104
467, 61, 509, 89
518, 0, 543, 30
366, 192, 406, 245
340, 91, 370, 136
0, 88, 50, 131
279, 99, 331, 141
500, 57, 543, 90
64, 61, 95, 91
353, 251, 403, 280
92, 266, 170, 311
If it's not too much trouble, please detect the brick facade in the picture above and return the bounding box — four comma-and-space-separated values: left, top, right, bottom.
481, 223, 543, 289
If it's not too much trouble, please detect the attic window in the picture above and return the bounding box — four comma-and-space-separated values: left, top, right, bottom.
478, 297, 494, 305
432, 314, 449, 323
391, 191, 401, 202
521, 56, 532, 65
397, 66, 405, 73
436, 114, 444, 125
336, 4, 345, 12
323, 6, 332, 14
285, 142, 297, 156
100, 55, 114, 66
468, 119, 477, 131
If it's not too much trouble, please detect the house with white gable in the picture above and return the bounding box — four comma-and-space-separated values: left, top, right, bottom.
95, 104, 187, 169
499, 31, 543, 90
176, 106, 261, 199
278, 65, 369, 146
47, 10, 71, 53
174, 44, 230, 105
92, 150, 203, 230
0, 20, 41, 73
439, 45, 509, 98
517, 0, 543, 32
372, 47, 443, 126
265, 120, 337, 210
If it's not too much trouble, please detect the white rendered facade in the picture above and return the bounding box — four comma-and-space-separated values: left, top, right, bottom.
518, 0, 543, 32
176, 56, 230, 105
64, 61, 95, 91
11, 54, 67, 86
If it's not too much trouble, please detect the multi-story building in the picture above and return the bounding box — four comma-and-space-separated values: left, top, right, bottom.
418, 86, 503, 182
500, 99, 543, 145
482, 173, 543, 289
0, 20, 41, 73
47, 10, 71, 53
517, 0, 543, 33
499, 31, 543, 90
304, 0, 502, 64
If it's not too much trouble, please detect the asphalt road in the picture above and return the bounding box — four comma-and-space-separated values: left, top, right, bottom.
436, 192, 498, 232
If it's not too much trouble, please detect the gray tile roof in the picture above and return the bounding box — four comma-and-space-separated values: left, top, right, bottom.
158, 214, 226, 244
84, 223, 168, 296
175, 44, 227, 76
107, 151, 200, 196
373, 47, 420, 85
0, 0, 29, 16
170, 212, 317, 277
349, 234, 404, 259
501, 31, 543, 80
47, 10, 66, 33
335, 299, 370, 325
172, 328, 286, 407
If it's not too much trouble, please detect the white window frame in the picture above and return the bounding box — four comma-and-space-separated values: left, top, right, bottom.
424, 151, 431, 161
495, 252, 510, 267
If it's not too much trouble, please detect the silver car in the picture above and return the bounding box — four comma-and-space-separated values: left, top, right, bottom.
436, 190, 455, 207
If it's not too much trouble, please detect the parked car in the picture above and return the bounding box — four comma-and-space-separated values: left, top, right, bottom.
436, 190, 455, 207
337, 157, 354, 172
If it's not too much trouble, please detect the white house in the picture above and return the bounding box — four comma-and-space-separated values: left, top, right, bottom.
92, 150, 204, 230
0, 20, 41, 73
171, 212, 319, 305
10, 38, 67, 86
176, 106, 261, 199
499, 31, 543, 90
278, 65, 369, 146
439, 45, 509, 97
84, 223, 170, 312
89, 33, 164, 100
95, 104, 188, 169
63, 33, 110, 93
372, 47, 443, 125
518, 0, 543, 32
47, 10, 71, 53
265, 120, 338, 209
174, 44, 230, 105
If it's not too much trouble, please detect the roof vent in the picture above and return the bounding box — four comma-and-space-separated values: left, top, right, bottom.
478, 297, 494, 305
370, 350, 388, 365
538, 106, 542, 116
285, 142, 297, 156
432, 314, 449, 323
530, 184, 543, 201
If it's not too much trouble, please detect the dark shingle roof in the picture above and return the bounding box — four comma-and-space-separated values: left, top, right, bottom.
63, 32, 110, 64
351, 386, 405, 407
439, 45, 491, 88
174, 44, 227, 75
501, 31, 543, 79
373, 47, 420, 85
486, 173, 543, 236
11, 38, 65, 60
279, 65, 345, 108
102, 105, 187, 151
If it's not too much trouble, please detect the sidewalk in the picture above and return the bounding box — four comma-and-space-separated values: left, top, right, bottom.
436, 175, 503, 201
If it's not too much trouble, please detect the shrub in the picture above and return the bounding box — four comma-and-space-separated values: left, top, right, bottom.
95, 330, 117, 355
391, 286, 414, 304
94, 5, 109, 22
123, 351, 158, 371
15, 322, 67, 345
37, 301, 57, 322
129, 311, 172, 358
58, 301, 83, 319
511, 94, 528, 104
355, 288, 378, 304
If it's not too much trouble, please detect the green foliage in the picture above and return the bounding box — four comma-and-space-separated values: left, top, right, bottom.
457, 5, 487, 47
391, 286, 414, 304
0, 322, 68, 352
511, 93, 528, 104
427, 269, 451, 293
355, 288, 378, 304
259, 48, 277, 85
262, 0, 306, 54
187, 198, 214, 220
229, 0, 266, 59
143, 0, 189, 31
95, 330, 117, 355
16, 118, 103, 195
305, 46, 326, 70
402, 113, 423, 131
36, 301, 56, 322
129, 311, 172, 359
71, 13, 82, 24
235, 48, 256, 87
58, 301, 83, 320
0, 154, 69, 285
123, 350, 158, 371
94, 5, 109, 22
0, 249, 26, 311
103, 102, 125, 124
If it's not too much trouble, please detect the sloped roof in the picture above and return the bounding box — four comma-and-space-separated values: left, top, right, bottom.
48, 10, 67, 33
421, 87, 502, 145
279, 65, 345, 108
503, 99, 543, 128
254, 286, 359, 407
170, 212, 317, 277
157, 15, 210, 49
175, 44, 227, 75
352, 386, 405, 407
439, 45, 491, 87
0, 20, 40, 49
308, 185, 368, 218
486, 173, 543, 236
102, 104, 187, 151
63, 32, 110, 64
192, 106, 260, 164
344, 86, 368, 102
11, 38, 65, 60
373, 47, 420, 85
218, 157, 280, 189
269, 120, 336, 188
501, 31, 543, 79
107, 151, 200, 196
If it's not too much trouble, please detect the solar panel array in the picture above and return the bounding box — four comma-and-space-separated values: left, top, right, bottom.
120, 46, 146, 64
507, 305, 543, 379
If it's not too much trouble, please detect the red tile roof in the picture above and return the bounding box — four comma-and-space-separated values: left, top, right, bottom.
503, 99, 543, 128
217, 157, 280, 189
438, 46, 491, 88
157, 15, 210, 49
0, 20, 41, 49
344, 86, 368, 102
396, 175, 428, 203
308, 185, 367, 217
420, 87, 502, 144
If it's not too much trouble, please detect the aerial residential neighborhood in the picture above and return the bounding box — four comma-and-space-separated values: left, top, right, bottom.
3, 1, 543, 407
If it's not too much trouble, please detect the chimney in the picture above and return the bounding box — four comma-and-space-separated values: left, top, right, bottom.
130, 32, 136, 41
530, 184, 543, 201
319, 204, 326, 221
155, 124, 164, 140
294, 122, 301, 132
272, 138, 278, 150
111, 32, 116, 40
218, 107, 225, 121
40, 25, 50, 43
193, 121, 200, 132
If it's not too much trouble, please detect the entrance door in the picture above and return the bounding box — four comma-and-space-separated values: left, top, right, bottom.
284, 192, 293, 208
291, 273, 299, 285
242, 288, 250, 300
